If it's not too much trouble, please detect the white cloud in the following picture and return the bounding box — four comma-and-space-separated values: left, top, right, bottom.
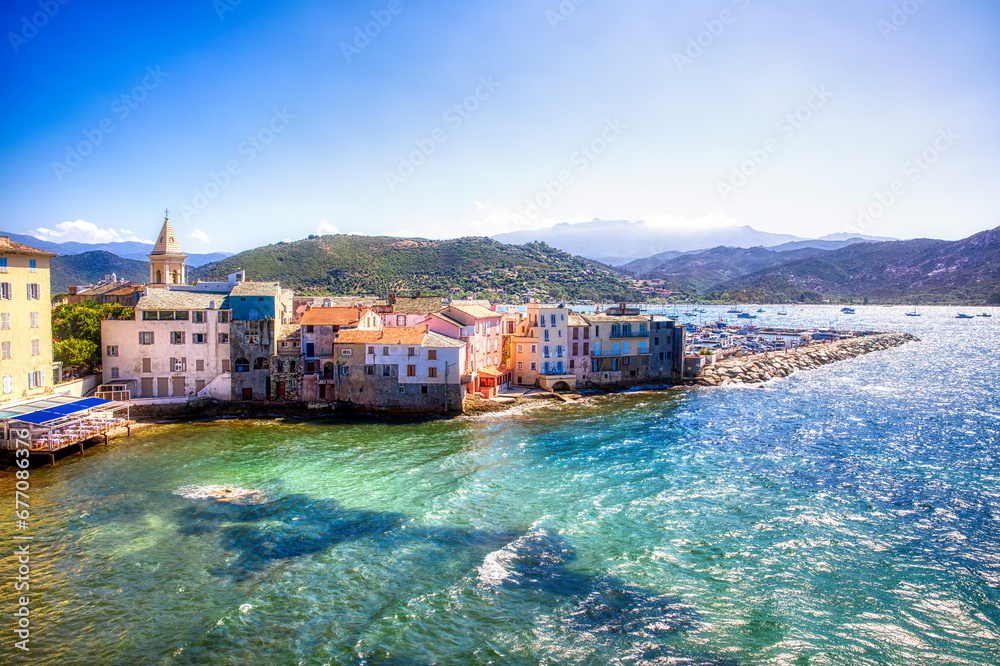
316, 219, 339, 235
190, 229, 211, 243
26, 220, 153, 244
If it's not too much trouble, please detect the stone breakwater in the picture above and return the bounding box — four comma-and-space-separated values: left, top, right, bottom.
690, 332, 920, 387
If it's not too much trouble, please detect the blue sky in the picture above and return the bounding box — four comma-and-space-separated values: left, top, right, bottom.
2, 0, 998, 252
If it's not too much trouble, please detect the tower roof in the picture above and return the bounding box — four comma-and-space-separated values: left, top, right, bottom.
149, 216, 185, 256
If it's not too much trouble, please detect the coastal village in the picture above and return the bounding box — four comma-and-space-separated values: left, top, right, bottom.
1, 215, 914, 463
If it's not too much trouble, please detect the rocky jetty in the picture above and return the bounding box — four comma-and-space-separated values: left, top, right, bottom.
689, 332, 919, 387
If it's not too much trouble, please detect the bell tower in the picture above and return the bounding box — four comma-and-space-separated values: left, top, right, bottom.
147, 210, 188, 288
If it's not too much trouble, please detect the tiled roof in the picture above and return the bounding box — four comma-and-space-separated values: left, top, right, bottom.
580, 312, 649, 324
149, 218, 185, 255
0, 236, 57, 257
447, 302, 500, 320
392, 296, 444, 314
301, 306, 367, 326
229, 281, 281, 298
278, 323, 301, 340
137, 290, 230, 310
432, 312, 463, 328
335, 327, 427, 345
422, 330, 465, 348
567, 313, 588, 327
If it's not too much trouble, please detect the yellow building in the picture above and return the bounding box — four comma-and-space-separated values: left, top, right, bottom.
0, 236, 56, 403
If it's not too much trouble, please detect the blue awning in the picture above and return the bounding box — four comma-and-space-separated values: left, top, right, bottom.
3, 397, 114, 426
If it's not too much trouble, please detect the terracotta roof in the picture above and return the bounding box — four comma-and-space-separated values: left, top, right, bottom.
335, 327, 426, 345
432, 312, 463, 328
477, 366, 504, 377
149, 218, 186, 255
300, 306, 368, 326
0, 236, 57, 257
447, 302, 500, 320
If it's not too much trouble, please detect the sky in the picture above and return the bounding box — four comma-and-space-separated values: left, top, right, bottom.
2, 0, 998, 252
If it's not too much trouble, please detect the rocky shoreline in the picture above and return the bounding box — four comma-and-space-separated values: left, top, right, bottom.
688, 331, 920, 387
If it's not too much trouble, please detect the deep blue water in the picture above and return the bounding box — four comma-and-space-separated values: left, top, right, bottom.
1, 305, 998, 665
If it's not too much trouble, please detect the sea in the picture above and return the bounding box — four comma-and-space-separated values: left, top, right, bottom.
1, 305, 998, 665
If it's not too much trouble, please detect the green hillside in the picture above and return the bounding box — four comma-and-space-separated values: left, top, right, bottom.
191, 235, 641, 302
50, 251, 149, 293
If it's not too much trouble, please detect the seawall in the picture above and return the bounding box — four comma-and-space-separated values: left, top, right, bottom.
689, 331, 919, 387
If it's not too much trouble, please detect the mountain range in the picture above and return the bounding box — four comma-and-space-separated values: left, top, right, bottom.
0, 231, 231, 266
492, 219, 894, 264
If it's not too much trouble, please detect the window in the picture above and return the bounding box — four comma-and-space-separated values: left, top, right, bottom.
219, 311, 230, 323
171, 331, 185, 344
305, 325, 314, 333
30, 312, 38, 328
639, 341, 646, 354
530, 362, 536, 370
398, 385, 405, 394
254, 357, 269, 370
142, 358, 151, 373
572, 343, 578, 356
366, 365, 374, 375
2, 375, 11, 393
30, 339, 39, 356
107, 345, 119, 357
569, 359, 575, 369
427, 349, 437, 360
550, 314, 556, 326
407, 364, 416, 377
29, 259, 36, 273
28, 370, 43, 389
196, 359, 205, 371
0, 258, 5, 272
234, 358, 250, 372
383, 365, 391, 376
382, 346, 389, 355
222, 359, 231, 372
27, 283, 41, 300
583, 327, 589, 339
289, 360, 296, 372
244, 332, 260, 345
613, 342, 619, 355
623, 342, 629, 354
339, 365, 350, 376
367, 346, 375, 355
396, 314, 406, 326
1, 341, 9, 359
530, 345, 536, 354
193, 311, 205, 323
544, 329, 549, 341
0, 283, 10, 299
341, 349, 352, 356
428, 366, 437, 378
408, 347, 416, 357
543, 345, 550, 358
517, 361, 522, 369
654, 337, 659, 345
592, 359, 600, 372
573, 328, 579, 340
517, 344, 522, 353
174, 310, 189, 320
171, 357, 186, 372
193, 333, 206, 344
142, 310, 157, 320
219, 332, 229, 344
0, 313, 7, 329
583, 342, 589, 356
659, 352, 665, 361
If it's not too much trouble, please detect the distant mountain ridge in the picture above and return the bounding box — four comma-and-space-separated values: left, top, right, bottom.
0, 230, 231, 266
50, 251, 149, 293
492, 219, 892, 264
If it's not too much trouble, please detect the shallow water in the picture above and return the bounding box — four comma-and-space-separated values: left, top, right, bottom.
2, 306, 998, 665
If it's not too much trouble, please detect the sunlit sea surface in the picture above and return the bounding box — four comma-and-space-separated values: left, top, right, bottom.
2, 305, 998, 665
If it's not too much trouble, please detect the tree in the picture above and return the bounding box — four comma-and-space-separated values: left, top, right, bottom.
51, 301, 133, 373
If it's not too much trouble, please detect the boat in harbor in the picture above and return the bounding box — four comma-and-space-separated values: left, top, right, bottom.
978, 312, 992, 318
956, 313, 975, 319
905, 306, 921, 317
777, 308, 788, 315
841, 307, 856, 314
757, 308, 766, 313
737, 312, 756, 319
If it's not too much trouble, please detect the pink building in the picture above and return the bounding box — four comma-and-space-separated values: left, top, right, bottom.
429, 302, 509, 396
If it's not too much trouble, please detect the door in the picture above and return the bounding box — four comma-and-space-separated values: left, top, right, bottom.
141, 377, 153, 397
172, 376, 185, 396
242, 387, 253, 401
156, 377, 168, 397
277, 381, 285, 399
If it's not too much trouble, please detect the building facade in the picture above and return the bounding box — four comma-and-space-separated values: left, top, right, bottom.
0, 237, 56, 403
649, 315, 685, 381
581, 310, 651, 386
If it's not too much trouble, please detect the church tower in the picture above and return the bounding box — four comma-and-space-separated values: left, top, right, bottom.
147, 211, 188, 288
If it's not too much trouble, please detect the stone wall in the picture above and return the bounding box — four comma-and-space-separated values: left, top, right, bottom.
689, 332, 919, 386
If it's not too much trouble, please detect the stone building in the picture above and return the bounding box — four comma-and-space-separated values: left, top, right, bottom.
268, 323, 303, 401
649, 315, 685, 381
581, 310, 651, 387
230, 319, 276, 401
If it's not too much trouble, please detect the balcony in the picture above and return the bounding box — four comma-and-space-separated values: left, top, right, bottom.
609, 331, 647, 339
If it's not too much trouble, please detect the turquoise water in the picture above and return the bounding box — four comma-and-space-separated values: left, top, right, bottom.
2, 306, 998, 665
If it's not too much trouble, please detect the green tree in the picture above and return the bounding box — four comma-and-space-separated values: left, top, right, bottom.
51, 301, 133, 372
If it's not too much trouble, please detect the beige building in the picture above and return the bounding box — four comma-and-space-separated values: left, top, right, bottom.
510, 301, 576, 391
0, 237, 56, 403
101, 290, 232, 399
